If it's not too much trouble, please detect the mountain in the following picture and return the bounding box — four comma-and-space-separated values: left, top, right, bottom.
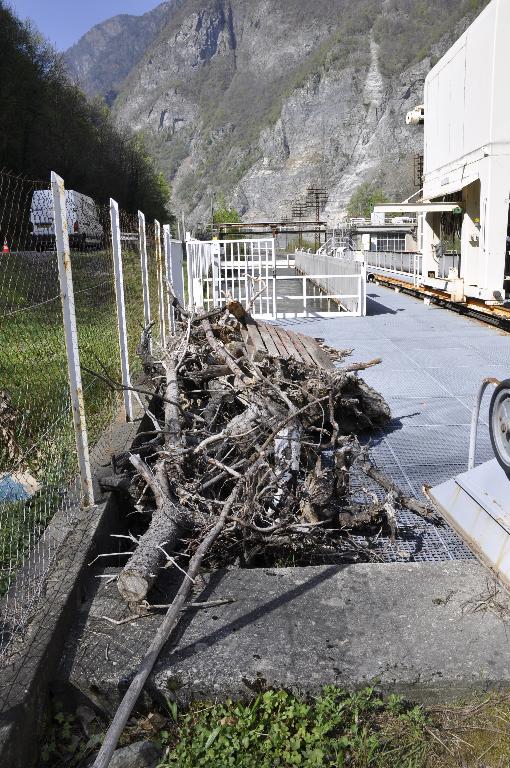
65, 0, 491, 224
64, 1, 178, 104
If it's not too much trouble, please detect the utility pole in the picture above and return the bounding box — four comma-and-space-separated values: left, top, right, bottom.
281, 216, 289, 251
306, 187, 328, 251
291, 202, 309, 249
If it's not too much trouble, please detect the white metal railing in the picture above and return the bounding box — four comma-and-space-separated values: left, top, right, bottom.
186, 239, 367, 318
436, 252, 460, 280
186, 238, 276, 316
364, 250, 458, 283
317, 235, 355, 259
364, 250, 422, 286
294, 250, 366, 316
337, 216, 417, 228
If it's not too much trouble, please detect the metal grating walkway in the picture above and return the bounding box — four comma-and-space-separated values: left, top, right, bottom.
278, 286, 510, 562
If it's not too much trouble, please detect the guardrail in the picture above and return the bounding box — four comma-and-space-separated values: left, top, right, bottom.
363, 250, 460, 286
294, 250, 366, 316
364, 250, 422, 286
437, 252, 460, 280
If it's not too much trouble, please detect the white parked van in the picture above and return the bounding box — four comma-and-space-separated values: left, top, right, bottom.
30, 189, 103, 250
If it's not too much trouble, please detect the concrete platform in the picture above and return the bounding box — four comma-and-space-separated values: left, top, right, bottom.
59, 561, 510, 711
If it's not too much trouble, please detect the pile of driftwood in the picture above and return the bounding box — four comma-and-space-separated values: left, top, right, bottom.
92, 300, 439, 767
103, 301, 435, 614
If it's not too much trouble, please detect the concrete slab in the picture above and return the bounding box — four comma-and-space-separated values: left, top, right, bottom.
60, 561, 510, 711
430, 460, 510, 589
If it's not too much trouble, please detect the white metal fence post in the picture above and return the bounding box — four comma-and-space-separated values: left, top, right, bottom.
186, 240, 194, 309
212, 241, 220, 307
138, 211, 151, 353
51, 171, 94, 508
163, 224, 175, 335
154, 219, 166, 347
110, 199, 133, 422
361, 263, 367, 316
272, 239, 277, 319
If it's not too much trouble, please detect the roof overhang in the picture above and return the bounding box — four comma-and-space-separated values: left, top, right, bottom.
373, 203, 463, 214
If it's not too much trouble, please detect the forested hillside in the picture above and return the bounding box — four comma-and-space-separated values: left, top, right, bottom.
0, 1, 169, 219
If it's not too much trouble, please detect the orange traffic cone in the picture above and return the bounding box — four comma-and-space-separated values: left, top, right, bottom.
2, 239, 9, 254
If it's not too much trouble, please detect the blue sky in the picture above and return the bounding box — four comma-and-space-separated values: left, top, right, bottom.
8, 1, 160, 51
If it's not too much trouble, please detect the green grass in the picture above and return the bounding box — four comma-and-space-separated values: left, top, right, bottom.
0, 246, 151, 594
41, 686, 510, 767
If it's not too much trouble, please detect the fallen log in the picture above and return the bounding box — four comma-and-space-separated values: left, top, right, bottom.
117, 456, 192, 607
117, 352, 191, 608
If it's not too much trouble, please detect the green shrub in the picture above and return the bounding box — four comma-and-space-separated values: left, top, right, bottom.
159, 687, 429, 768
347, 183, 389, 219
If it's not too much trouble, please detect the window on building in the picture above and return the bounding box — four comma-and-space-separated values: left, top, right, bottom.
370, 234, 406, 252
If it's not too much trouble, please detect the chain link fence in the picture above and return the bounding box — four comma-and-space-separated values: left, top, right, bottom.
0, 169, 183, 660
0, 171, 76, 652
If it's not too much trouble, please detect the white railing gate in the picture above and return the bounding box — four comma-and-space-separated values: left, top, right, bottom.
186, 238, 366, 319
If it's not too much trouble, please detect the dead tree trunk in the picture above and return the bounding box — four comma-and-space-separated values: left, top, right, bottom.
117, 353, 191, 608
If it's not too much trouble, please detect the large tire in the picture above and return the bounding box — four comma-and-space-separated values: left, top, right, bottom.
489, 379, 510, 478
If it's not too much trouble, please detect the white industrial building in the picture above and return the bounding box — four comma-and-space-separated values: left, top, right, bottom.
376, 0, 510, 304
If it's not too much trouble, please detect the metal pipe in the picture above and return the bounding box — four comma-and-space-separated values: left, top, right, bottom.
468, 377, 500, 470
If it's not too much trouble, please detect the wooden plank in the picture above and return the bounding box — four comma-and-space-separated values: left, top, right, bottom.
259, 321, 288, 359
296, 332, 335, 370
272, 325, 304, 363
244, 316, 334, 370
255, 321, 281, 358
286, 330, 316, 367
294, 332, 319, 361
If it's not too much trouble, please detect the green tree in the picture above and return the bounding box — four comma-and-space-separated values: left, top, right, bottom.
346, 182, 389, 219
0, 1, 170, 220
212, 195, 243, 239
213, 195, 241, 225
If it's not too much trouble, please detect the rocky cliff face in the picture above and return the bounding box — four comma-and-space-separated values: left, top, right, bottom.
233, 37, 428, 224
65, 0, 490, 223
